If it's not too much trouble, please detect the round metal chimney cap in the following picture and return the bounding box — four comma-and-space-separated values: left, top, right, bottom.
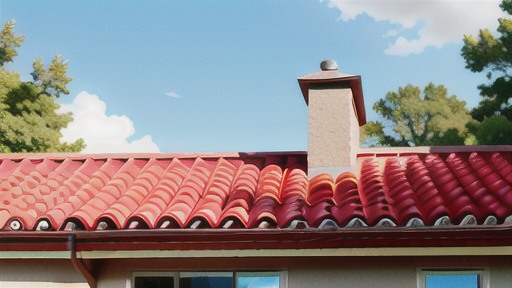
320, 59, 338, 71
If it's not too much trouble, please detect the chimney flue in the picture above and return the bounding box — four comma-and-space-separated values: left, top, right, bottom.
320, 59, 338, 71
297, 60, 366, 178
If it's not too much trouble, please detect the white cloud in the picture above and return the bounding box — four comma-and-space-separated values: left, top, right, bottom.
165, 92, 181, 98
383, 29, 398, 37
58, 91, 161, 153
327, 0, 508, 56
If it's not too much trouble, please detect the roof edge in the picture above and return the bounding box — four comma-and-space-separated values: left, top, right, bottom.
0, 151, 308, 160
357, 145, 512, 157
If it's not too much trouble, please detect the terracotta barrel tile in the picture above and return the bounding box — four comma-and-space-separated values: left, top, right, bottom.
303, 202, 332, 227
8, 175, 21, 186
491, 153, 512, 183
11, 186, 22, 196
19, 182, 31, 193
45, 209, 66, 228
0, 159, 19, 180
0, 210, 11, 229
469, 153, 512, 209
146, 197, 168, 210
360, 158, 397, 226
405, 156, 450, 225
135, 205, 162, 227
276, 201, 303, 228
34, 202, 47, 214
254, 165, 282, 204
219, 206, 249, 228
112, 203, 138, 221
35, 158, 57, 176
446, 153, 508, 221
308, 174, 334, 206
125, 191, 146, 203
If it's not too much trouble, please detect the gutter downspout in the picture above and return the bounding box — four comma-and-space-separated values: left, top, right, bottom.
68, 234, 96, 288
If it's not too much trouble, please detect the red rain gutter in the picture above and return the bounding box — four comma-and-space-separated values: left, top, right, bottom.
2, 226, 511, 252
68, 234, 96, 288
0, 232, 96, 288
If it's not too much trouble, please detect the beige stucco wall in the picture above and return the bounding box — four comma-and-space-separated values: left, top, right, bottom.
1, 256, 511, 288
308, 85, 359, 178
91, 256, 511, 288
0, 259, 86, 283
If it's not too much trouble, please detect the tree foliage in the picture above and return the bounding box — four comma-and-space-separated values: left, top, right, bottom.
461, 0, 512, 122
0, 20, 24, 66
466, 115, 512, 145
362, 83, 472, 147
475, 115, 512, 145
0, 20, 84, 153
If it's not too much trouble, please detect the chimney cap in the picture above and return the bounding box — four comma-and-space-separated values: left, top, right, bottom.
320, 60, 338, 71
297, 60, 367, 126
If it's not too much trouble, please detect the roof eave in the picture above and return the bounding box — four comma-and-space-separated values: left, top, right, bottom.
2, 226, 511, 253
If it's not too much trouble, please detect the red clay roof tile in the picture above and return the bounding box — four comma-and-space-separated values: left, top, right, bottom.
1, 151, 511, 232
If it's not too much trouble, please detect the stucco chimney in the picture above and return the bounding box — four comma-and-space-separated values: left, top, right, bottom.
298, 60, 366, 178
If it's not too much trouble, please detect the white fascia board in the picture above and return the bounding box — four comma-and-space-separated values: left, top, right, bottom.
0, 251, 71, 259
2, 247, 511, 259
78, 246, 512, 259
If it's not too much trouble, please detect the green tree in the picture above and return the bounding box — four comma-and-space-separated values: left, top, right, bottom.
461, 0, 512, 121
0, 20, 85, 153
360, 121, 385, 147
466, 115, 512, 145
362, 83, 472, 147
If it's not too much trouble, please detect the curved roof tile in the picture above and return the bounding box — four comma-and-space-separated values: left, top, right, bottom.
1, 151, 511, 232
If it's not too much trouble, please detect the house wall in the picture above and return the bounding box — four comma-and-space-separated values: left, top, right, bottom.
0, 259, 86, 282
93, 256, 512, 288
1, 256, 510, 288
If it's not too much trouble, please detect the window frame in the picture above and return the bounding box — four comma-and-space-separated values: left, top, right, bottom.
127, 270, 287, 288
416, 267, 490, 288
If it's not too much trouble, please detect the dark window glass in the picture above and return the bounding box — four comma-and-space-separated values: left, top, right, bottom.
426, 274, 479, 288
180, 272, 233, 288
135, 276, 174, 288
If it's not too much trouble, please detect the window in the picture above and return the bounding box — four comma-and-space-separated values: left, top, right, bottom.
417, 269, 490, 288
130, 271, 286, 288
180, 272, 233, 288
237, 272, 280, 288
132, 272, 177, 288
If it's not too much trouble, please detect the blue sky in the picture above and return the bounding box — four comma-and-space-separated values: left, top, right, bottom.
1, 1, 507, 153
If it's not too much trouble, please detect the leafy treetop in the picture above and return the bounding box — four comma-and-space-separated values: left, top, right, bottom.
0, 20, 84, 153
461, 0, 512, 121
0, 20, 25, 66
362, 83, 472, 147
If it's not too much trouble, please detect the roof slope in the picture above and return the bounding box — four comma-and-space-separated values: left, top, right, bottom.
1, 151, 511, 232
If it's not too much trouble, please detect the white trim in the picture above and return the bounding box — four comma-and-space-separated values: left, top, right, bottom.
0, 251, 71, 259
279, 271, 288, 288
417, 267, 490, 288
2, 246, 510, 259
78, 246, 512, 259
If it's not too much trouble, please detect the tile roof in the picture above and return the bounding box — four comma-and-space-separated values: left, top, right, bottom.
1, 151, 511, 232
